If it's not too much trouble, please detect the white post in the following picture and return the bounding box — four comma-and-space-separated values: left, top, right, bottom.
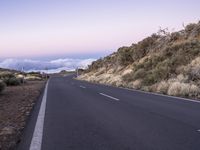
21, 66, 25, 85
76, 67, 78, 77
46, 68, 48, 80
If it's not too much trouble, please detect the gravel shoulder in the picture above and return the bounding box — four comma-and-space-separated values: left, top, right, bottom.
0, 81, 45, 150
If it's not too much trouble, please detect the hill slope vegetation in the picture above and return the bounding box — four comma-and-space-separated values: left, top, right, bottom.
78, 22, 200, 99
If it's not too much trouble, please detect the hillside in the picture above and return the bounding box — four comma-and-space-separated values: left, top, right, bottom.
78, 22, 200, 98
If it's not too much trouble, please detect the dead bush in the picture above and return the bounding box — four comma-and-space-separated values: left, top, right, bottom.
117, 47, 134, 66
132, 79, 142, 89
167, 82, 200, 97
132, 68, 146, 80
156, 81, 169, 94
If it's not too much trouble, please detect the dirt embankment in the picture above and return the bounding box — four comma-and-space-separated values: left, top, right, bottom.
0, 81, 45, 150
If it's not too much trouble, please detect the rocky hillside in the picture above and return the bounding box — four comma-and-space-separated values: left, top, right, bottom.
78, 22, 200, 98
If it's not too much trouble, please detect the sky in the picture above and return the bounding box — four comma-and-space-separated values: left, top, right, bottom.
0, 0, 199, 72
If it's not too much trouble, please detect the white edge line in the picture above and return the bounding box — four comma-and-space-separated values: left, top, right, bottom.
99, 93, 119, 101
118, 87, 200, 104
29, 80, 49, 150
77, 80, 200, 104
79, 79, 200, 104
78, 80, 200, 104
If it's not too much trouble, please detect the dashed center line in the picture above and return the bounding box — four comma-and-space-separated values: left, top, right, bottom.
99, 93, 119, 101
80, 85, 86, 89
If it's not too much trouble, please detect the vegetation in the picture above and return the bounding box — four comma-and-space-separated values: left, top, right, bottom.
0, 68, 46, 93
0, 80, 6, 93
79, 21, 200, 99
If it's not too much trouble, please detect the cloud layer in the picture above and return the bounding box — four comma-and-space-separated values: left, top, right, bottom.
0, 58, 96, 73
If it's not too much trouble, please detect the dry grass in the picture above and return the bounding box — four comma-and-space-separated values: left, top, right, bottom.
167, 82, 200, 97
156, 81, 169, 94
132, 80, 142, 89
79, 21, 200, 100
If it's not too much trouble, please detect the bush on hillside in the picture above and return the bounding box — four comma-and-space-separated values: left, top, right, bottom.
0, 80, 6, 93
132, 68, 146, 80
142, 73, 158, 86
187, 66, 200, 81
122, 71, 134, 82
0, 71, 21, 86
88, 59, 104, 71
80, 21, 200, 99
117, 47, 133, 66
170, 32, 181, 41
0, 72, 15, 79
185, 23, 197, 33
130, 35, 160, 62
167, 82, 200, 97
6, 77, 21, 86
156, 81, 169, 94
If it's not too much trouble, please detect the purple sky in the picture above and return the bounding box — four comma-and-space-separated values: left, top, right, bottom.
0, 0, 200, 59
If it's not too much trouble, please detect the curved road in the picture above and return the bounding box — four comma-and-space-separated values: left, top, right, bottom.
17, 74, 200, 150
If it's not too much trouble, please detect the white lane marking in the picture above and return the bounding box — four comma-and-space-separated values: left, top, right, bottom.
29, 81, 49, 150
78, 80, 200, 104
118, 87, 200, 104
198, 129, 200, 132
80, 85, 86, 89
99, 93, 119, 101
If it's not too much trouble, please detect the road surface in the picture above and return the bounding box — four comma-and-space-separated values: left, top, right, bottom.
17, 74, 200, 150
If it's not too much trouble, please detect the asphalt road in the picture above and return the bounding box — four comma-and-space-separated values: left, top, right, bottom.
17, 74, 200, 150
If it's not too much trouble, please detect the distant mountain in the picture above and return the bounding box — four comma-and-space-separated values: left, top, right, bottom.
0, 68, 21, 73
78, 21, 200, 98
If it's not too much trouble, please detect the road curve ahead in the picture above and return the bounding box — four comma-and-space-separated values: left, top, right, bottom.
18, 74, 200, 150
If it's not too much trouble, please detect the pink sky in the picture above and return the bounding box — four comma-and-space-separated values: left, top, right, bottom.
0, 0, 199, 59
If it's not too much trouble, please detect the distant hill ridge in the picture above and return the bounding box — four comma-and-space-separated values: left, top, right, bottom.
78, 21, 200, 98
0, 68, 21, 73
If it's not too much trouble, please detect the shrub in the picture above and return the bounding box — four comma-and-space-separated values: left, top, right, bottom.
156, 81, 169, 94
137, 35, 157, 51
189, 84, 200, 97
132, 79, 142, 89
0, 80, 6, 93
88, 59, 104, 71
134, 55, 164, 72
187, 66, 200, 81
170, 32, 181, 41
122, 72, 134, 82
0, 71, 15, 79
132, 68, 146, 80
7, 77, 21, 86
185, 56, 200, 81
167, 82, 200, 97
142, 73, 157, 86
0, 72, 19, 86
185, 23, 197, 33
168, 82, 189, 96
152, 64, 170, 81
117, 47, 134, 66
176, 74, 186, 82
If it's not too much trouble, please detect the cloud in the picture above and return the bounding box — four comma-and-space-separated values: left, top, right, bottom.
0, 58, 96, 73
